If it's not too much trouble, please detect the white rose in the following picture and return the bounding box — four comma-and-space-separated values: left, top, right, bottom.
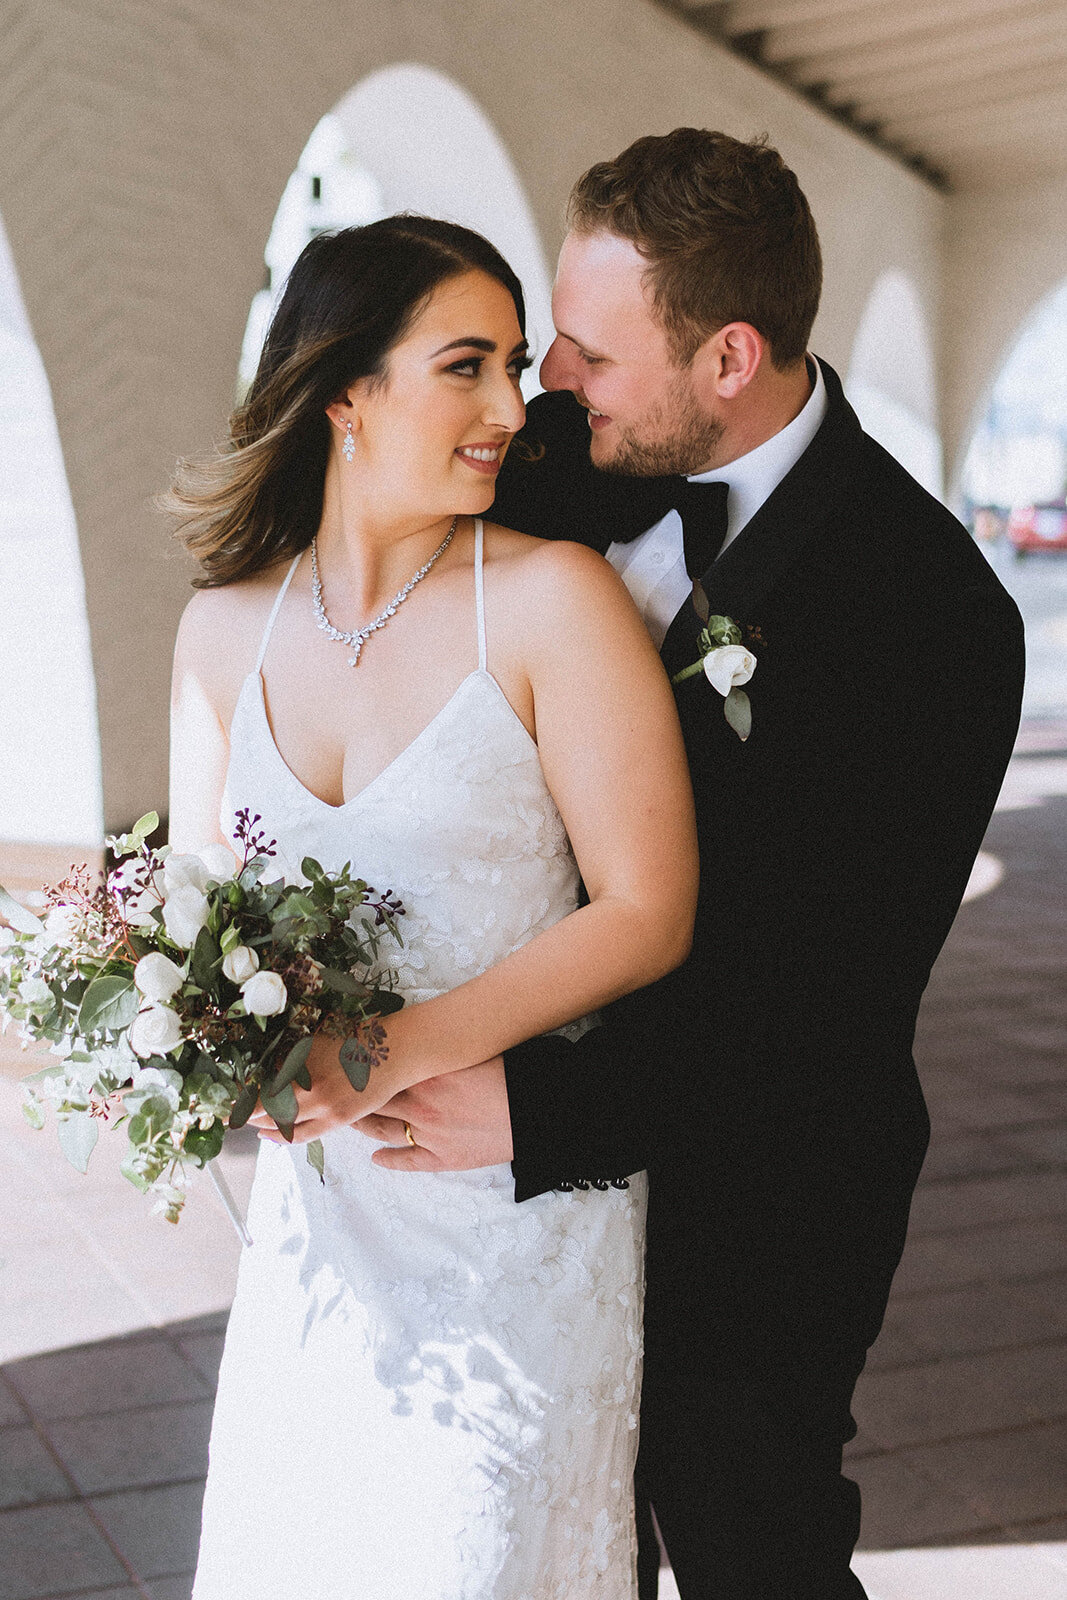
222, 944, 260, 985
702, 644, 756, 698
163, 853, 212, 896
108, 860, 163, 928
127, 1063, 183, 1107
44, 903, 87, 943
162, 884, 210, 948
240, 970, 288, 1017
129, 1004, 184, 1058
134, 951, 185, 1004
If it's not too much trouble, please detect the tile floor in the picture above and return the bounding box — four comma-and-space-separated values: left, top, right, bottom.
1, 725, 1065, 1599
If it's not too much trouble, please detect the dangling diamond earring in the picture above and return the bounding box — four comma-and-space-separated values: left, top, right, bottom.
342, 420, 355, 463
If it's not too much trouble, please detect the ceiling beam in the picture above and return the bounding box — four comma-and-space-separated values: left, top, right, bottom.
825, 44, 1067, 118
915, 104, 1067, 156
724, 0, 886, 32
787, 10, 1067, 88
758, 0, 1036, 64
882, 82, 1067, 142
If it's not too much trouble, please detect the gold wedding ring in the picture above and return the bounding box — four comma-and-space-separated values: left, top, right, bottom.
403, 1121, 417, 1148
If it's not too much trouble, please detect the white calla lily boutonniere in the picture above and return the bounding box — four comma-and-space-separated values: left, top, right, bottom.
671, 615, 759, 741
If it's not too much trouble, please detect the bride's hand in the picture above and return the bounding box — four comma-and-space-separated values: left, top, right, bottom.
249, 1007, 436, 1144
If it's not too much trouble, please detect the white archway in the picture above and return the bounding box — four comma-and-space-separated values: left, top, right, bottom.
0, 213, 102, 844
241, 63, 554, 398
846, 270, 944, 499
957, 277, 1067, 510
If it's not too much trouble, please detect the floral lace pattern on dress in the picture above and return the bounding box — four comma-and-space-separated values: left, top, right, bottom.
193, 528, 646, 1600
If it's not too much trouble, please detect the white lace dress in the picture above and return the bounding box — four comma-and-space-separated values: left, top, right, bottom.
191, 521, 647, 1600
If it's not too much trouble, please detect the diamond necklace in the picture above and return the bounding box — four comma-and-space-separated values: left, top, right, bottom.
310, 516, 457, 666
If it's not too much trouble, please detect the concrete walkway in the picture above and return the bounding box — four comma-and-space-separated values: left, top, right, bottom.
1, 724, 1065, 1599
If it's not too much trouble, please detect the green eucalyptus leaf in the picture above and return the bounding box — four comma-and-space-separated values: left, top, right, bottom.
57, 1111, 99, 1173
21, 1096, 46, 1131
120, 1153, 150, 1192
131, 810, 159, 843
260, 1079, 297, 1140
295, 1064, 312, 1091
126, 1111, 149, 1145
707, 615, 742, 646
21, 1062, 67, 1086
372, 989, 405, 1017
338, 1034, 370, 1093
278, 891, 318, 919
185, 1122, 226, 1165
228, 1081, 260, 1130
306, 1138, 325, 1182
190, 925, 222, 991
723, 686, 752, 742
78, 975, 139, 1035
318, 966, 364, 996
0, 884, 44, 936
268, 1034, 314, 1098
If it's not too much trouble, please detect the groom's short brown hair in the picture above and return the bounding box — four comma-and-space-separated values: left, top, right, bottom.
567, 128, 822, 371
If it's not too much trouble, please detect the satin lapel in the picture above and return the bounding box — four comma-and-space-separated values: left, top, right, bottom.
699, 361, 862, 623
493, 389, 677, 554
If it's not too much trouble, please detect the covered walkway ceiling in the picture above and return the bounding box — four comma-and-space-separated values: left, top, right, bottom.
662, 0, 1067, 190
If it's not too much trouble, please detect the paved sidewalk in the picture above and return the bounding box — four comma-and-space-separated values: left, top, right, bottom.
1, 726, 1065, 1599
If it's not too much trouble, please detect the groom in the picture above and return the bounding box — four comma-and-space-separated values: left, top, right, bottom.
360, 129, 1024, 1596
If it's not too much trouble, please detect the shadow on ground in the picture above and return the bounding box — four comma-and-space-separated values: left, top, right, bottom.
0, 742, 1065, 1599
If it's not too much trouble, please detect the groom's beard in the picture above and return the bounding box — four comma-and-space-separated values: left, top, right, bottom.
595, 371, 725, 478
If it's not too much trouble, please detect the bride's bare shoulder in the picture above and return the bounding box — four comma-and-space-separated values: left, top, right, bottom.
173, 560, 296, 707
483, 521, 627, 610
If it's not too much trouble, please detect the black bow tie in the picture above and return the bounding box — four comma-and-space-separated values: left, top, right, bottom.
604, 475, 730, 580
673, 479, 730, 582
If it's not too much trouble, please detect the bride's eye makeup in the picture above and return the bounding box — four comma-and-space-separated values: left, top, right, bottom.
445, 353, 534, 378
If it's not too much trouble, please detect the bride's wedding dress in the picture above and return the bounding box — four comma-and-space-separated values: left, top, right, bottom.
191, 521, 647, 1599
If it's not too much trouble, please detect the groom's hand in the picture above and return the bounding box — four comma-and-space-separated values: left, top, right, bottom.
354, 1058, 514, 1171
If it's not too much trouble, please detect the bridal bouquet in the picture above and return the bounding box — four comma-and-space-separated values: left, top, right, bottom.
0, 808, 404, 1223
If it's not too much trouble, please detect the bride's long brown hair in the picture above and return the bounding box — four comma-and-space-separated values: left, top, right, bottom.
162, 216, 527, 588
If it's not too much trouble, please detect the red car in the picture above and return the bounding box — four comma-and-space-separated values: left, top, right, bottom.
1008, 501, 1067, 557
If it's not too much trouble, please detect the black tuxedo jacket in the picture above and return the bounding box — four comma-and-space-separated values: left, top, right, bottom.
493, 365, 1023, 1378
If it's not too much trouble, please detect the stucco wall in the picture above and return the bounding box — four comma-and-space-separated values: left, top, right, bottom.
0, 0, 945, 832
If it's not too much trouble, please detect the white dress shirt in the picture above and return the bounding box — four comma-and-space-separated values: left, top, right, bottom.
606, 357, 828, 646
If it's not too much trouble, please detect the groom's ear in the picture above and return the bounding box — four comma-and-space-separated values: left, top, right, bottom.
691, 322, 765, 402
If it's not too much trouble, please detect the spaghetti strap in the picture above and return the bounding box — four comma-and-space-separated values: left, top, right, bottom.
474, 518, 487, 671
255, 553, 302, 674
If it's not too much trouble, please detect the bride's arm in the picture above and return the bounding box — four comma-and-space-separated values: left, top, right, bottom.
275, 541, 697, 1137
168, 592, 237, 855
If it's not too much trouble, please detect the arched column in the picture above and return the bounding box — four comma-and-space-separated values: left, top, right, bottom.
0, 212, 102, 844
239, 66, 553, 400
943, 172, 1067, 497
332, 65, 554, 377
846, 269, 944, 498
0, 0, 947, 830
958, 278, 1067, 513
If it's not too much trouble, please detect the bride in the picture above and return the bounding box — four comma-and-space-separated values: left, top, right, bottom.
166, 215, 697, 1599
